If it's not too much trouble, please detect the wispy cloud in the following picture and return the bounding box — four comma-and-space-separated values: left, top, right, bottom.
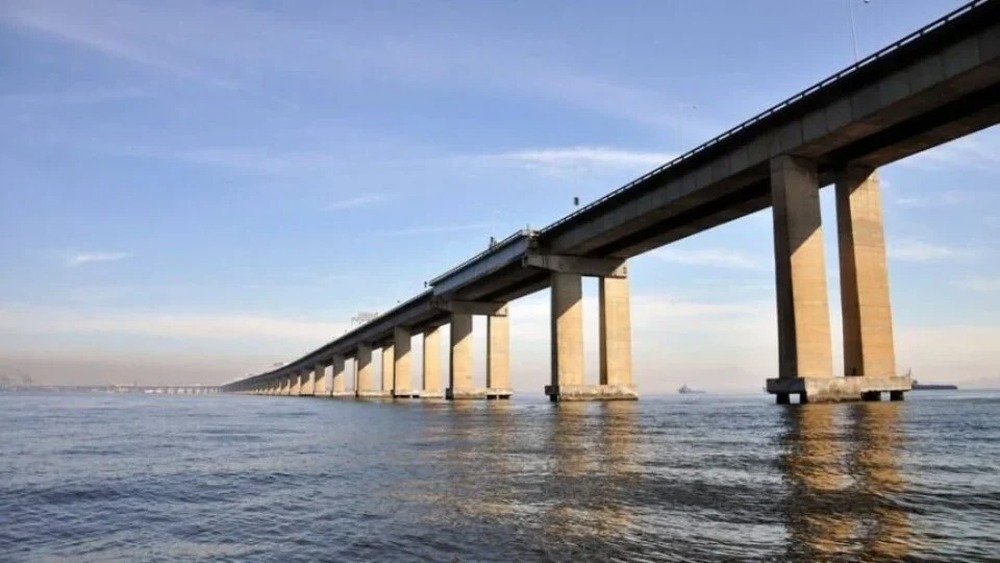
480, 146, 675, 175
378, 223, 489, 237
901, 134, 1000, 171
1, 87, 146, 106
653, 247, 762, 269
327, 193, 392, 211
68, 251, 130, 267
888, 240, 969, 262
893, 190, 975, 208
0, 304, 345, 343
957, 276, 1000, 293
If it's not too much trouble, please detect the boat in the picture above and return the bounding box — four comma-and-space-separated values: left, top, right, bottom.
678, 384, 705, 394
906, 369, 958, 390
912, 379, 958, 391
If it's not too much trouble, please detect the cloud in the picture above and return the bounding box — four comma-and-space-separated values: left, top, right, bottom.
653, 247, 762, 269
1, 87, 146, 106
888, 240, 969, 262
0, 304, 345, 343
68, 251, 130, 267
327, 194, 392, 211
378, 223, 489, 237
482, 146, 674, 175
957, 276, 1000, 293
901, 133, 1000, 171
893, 190, 974, 208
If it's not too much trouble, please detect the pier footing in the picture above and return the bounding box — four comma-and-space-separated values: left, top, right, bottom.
445, 388, 513, 400
329, 391, 355, 398
392, 390, 420, 399
356, 390, 392, 399
544, 384, 638, 402
417, 390, 445, 399
767, 376, 911, 403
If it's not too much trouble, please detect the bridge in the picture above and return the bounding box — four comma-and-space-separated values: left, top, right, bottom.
223, 0, 1000, 404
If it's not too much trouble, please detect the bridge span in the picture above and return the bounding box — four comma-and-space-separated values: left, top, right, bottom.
223, 0, 1000, 404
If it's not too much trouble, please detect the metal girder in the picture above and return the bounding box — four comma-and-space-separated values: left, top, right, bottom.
522, 253, 627, 277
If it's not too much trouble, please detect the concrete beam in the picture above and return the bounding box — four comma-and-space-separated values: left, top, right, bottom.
431, 298, 508, 317
523, 253, 627, 277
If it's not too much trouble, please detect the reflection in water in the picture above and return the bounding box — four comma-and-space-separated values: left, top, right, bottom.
781, 402, 909, 562
540, 402, 639, 547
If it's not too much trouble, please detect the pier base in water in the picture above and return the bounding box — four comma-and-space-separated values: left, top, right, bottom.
356, 390, 392, 399
544, 384, 638, 402
767, 376, 911, 404
445, 388, 512, 400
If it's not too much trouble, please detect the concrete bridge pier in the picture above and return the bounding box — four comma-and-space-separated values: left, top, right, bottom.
420, 327, 444, 398
443, 301, 513, 400
393, 327, 418, 398
765, 157, 911, 404
330, 355, 352, 397
356, 344, 389, 398
291, 371, 303, 396
313, 363, 327, 396
379, 344, 395, 398
529, 255, 637, 401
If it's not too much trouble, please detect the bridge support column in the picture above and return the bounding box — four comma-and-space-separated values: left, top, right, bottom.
766, 156, 833, 404
356, 344, 385, 398
599, 275, 637, 398
835, 166, 910, 400
539, 264, 636, 401
421, 327, 444, 398
313, 363, 327, 396
486, 314, 512, 399
446, 314, 476, 399
380, 344, 395, 398
301, 367, 316, 396
330, 355, 351, 397
393, 327, 418, 398
291, 372, 303, 396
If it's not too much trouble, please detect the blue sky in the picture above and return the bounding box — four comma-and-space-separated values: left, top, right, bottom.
1, 0, 997, 391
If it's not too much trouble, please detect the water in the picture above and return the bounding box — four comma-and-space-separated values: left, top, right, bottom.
1, 391, 998, 562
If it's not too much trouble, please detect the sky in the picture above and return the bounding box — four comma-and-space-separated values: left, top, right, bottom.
1, 0, 998, 393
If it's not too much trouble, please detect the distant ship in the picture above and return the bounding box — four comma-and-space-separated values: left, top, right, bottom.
906, 369, 958, 391
678, 384, 705, 394
912, 379, 958, 391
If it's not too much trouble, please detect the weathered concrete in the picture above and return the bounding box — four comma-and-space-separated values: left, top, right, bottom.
446, 388, 513, 400
543, 384, 640, 401
446, 314, 474, 400
393, 327, 417, 398
599, 274, 633, 388
422, 327, 444, 398
313, 363, 327, 396
301, 366, 317, 396
766, 376, 911, 402
836, 166, 897, 379
486, 314, 510, 392
355, 344, 378, 397
549, 272, 584, 398
771, 156, 834, 384
381, 344, 394, 394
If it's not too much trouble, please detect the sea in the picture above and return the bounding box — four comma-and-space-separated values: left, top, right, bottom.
1, 390, 997, 562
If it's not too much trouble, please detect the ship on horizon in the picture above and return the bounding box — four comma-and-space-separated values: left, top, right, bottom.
678, 384, 705, 394
906, 368, 958, 391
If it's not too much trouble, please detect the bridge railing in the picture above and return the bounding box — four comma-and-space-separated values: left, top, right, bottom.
538, 0, 989, 237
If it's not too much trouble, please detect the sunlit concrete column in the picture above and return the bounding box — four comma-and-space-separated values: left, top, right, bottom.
393, 327, 417, 398
312, 363, 326, 396
545, 272, 584, 401
301, 367, 316, 396
766, 155, 833, 404
486, 314, 511, 398
291, 372, 303, 396
447, 313, 475, 399
356, 344, 379, 398
836, 166, 910, 401
381, 344, 394, 394
330, 355, 351, 397
599, 274, 636, 398
421, 327, 444, 398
